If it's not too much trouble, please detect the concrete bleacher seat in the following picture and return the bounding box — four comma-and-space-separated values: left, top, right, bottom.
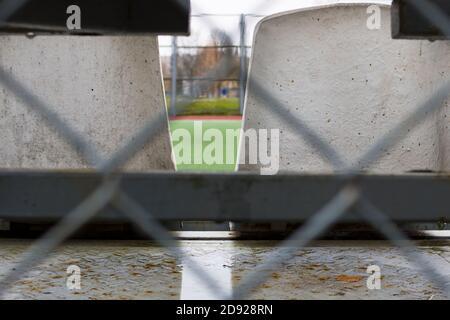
0, 36, 174, 171
239, 3, 450, 173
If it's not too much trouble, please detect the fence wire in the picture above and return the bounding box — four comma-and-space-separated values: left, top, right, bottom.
0, 0, 450, 300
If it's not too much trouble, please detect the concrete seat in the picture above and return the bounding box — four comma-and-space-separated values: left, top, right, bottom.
240, 3, 450, 173
0, 36, 174, 171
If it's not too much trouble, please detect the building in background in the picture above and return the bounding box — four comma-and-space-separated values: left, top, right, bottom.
162, 30, 242, 100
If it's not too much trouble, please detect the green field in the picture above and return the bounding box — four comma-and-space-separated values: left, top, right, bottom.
167, 98, 240, 116
169, 119, 242, 172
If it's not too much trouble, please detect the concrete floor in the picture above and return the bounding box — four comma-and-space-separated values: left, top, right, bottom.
1, 239, 450, 300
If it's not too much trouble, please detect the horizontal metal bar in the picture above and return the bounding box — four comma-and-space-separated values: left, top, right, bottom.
392, 0, 450, 39
0, 171, 449, 223
0, 0, 190, 35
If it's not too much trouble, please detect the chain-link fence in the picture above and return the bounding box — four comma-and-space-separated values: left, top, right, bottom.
0, 0, 450, 300
160, 13, 265, 116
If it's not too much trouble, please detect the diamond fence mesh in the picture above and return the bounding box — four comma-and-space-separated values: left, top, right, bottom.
0, 0, 449, 300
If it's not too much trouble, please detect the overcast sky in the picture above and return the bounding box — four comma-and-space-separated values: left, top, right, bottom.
159, 0, 392, 54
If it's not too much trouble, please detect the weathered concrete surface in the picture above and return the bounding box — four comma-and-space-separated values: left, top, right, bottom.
0, 36, 174, 170
240, 4, 450, 173
1, 240, 449, 300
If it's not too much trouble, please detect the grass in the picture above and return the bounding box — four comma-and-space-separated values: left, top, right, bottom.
169, 119, 242, 172
167, 97, 241, 116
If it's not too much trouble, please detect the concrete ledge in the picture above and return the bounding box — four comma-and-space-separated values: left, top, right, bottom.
0, 36, 174, 171
240, 4, 450, 173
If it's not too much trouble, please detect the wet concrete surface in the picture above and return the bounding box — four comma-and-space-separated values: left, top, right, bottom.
1, 240, 450, 300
